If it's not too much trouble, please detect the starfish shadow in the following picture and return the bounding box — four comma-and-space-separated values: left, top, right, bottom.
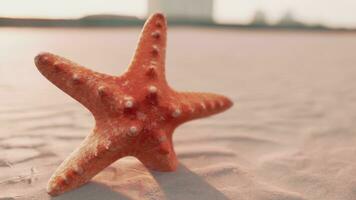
51, 182, 130, 200
149, 163, 229, 200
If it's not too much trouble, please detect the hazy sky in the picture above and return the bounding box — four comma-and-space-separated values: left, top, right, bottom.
216, 0, 356, 28
0, 0, 355, 28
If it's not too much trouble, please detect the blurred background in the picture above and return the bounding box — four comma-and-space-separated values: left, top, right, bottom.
0, 0, 356, 29
1, 1, 356, 199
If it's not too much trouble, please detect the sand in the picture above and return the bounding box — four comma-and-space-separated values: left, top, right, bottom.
1, 27, 356, 200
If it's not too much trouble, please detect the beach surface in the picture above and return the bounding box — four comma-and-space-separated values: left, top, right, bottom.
1, 27, 356, 200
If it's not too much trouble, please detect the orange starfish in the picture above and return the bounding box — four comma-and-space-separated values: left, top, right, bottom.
34, 13, 233, 196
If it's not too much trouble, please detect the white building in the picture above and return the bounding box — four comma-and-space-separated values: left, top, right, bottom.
147, 0, 214, 22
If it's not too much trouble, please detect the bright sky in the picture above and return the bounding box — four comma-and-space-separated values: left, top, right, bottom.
215, 0, 356, 28
0, 0, 355, 28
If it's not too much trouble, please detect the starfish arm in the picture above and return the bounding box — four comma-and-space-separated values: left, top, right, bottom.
126, 13, 167, 82
136, 141, 178, 172
35, 52, 117, 114
177, 92, 233, 122
47, 128, 130, 196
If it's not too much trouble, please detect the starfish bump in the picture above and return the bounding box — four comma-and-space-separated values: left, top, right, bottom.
34, 13, 233, 196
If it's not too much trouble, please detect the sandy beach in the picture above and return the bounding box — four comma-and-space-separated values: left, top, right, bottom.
1, 27, 356, 200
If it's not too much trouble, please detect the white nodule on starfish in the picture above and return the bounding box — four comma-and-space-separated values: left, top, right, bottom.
151, 31, 160, 38
107, 142, 118, 152
104, 141, 112, 150
53, 61, 60, 66
73, 164, 83, 175
94, 147, 99, 157
172, 108, 181, 118
152, 45, 159, 53
128, 126, 139, 136
72, 74, 80, 81
146, 66, 157, 77
41, 56, 48, 62
219, 100, 224, 107
156, 21, 162, 27
61, 175, 69, 184
97, 86, 106, 95
148, 85, 157, 94
189, 106, 195, 113
122, 80, 129, 86
124, 99, 134, 108
200, 102, 206, 110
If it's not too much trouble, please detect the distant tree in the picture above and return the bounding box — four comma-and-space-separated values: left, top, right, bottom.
250, 10, 268, 26
276, 10, 304, 27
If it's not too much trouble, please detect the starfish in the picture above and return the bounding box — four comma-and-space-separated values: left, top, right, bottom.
34, 13, 233, 196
